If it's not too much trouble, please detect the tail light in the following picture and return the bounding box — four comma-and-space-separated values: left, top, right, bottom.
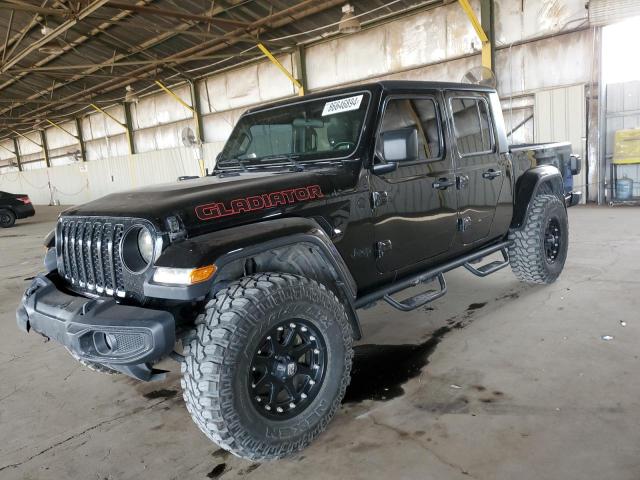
17, 196, 31, 205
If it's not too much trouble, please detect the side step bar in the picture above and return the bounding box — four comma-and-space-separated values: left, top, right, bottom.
354, 240, 512, 311
463, 247, 510, 277
383, 273, 447, 312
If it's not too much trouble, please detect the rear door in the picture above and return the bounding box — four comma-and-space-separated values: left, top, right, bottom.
371, 93, 458, 272
446, 92, 505, 245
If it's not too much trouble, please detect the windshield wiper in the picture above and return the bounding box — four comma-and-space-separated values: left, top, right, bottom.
218, 156, 249, 172
258, 154, 304, 171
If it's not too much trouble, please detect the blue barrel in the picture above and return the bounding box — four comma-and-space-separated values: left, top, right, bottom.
616, 177, 634, 200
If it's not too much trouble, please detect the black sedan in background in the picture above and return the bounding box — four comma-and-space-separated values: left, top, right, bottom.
0, 191, 35, 228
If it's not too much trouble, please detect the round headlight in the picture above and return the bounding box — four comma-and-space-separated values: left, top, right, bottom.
121, 225, 155, 273
137, 227, 154, 264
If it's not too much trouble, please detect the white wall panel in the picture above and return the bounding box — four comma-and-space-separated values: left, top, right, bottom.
85, 134, 128, 161
198, 54, 295, 115
0, 139, 15, 161
134, 118, 195, 153
257, 54, 296, 100
534, 84, 586, 199
202, 107, 245, 143
132, 84, 193, 129
0, 146, 205, 204
83, 106, 126, 140
45, 121, 78, 149
17, 132, 42, 156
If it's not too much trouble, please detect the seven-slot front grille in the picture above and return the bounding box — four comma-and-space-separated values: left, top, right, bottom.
58, 218, 126, 297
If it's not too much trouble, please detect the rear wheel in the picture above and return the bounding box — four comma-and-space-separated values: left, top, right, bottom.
0, 209, 15, 228
508, 194, 568, 284
181, 273, 353, 461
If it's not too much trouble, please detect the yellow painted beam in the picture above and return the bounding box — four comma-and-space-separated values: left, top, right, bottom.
257, 43, 304, 96
90, 103, 125, 127
46, 118, 78, 140
155, 80, 196, 113
458, 0, 492, 70
10, 128, 41, 148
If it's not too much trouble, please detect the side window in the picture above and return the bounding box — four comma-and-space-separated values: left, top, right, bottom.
450, 97, 494, 156
377, 97, 442, 162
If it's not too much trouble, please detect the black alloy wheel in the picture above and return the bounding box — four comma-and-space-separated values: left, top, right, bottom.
508, 194, 569, 284
544, 217, 561, 263
180, 273, 353, 461
249, 319, 327, 419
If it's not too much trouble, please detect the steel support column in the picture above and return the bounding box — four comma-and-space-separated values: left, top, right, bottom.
12, 137, 22, 172
75, 117, 88, 162
294, 45, 308, 94
122, 102, 136, 155
39, 130, 51, 167
188, 80, 204, 143
480, 0, 495, 72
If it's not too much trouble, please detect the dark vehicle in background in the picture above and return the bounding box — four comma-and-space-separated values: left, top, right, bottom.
0, 191, 34, 227
17, 81, 581, 461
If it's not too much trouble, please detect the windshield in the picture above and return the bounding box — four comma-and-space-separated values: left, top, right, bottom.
217, 92, 370, 169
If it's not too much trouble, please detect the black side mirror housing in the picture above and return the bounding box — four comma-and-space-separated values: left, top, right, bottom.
569, 154, 581, 176
372, 162, 398, 175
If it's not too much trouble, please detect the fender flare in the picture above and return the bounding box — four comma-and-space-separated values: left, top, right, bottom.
511, 165, 565, 229
145, 217, 362, 339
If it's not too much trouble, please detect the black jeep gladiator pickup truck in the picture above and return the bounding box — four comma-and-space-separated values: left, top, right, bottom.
17, 81, 581, 460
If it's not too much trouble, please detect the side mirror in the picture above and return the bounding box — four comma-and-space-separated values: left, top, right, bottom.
381, 127, 418, 163
569, 154, 581, 176
372, 162, 398, 175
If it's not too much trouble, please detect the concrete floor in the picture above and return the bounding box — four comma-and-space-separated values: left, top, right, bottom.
1, 206, 639, 480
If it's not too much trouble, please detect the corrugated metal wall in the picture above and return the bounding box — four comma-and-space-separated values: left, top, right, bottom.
589, 0, 640, 26
0, 0, 595, 204
534, 84, 587, 201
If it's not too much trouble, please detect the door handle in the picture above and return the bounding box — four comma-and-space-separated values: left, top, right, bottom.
482, 169, 502, 180
432, 178, 455, 190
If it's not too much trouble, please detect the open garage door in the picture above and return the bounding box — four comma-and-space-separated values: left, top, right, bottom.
589, 0, 640, 26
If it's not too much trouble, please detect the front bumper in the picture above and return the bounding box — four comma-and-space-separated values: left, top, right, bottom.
17, 273, 175, 381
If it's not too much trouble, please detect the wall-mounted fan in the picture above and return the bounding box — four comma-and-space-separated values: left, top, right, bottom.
181, 126, 198, 148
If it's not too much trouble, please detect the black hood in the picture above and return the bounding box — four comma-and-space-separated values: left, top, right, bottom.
62, 163, 360, 237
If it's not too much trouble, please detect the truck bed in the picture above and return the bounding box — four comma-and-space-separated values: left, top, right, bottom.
510, 142, 575, 194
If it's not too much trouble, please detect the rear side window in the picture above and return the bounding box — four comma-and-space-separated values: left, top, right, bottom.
377, 97, 442, 161
450, 97, 494, 156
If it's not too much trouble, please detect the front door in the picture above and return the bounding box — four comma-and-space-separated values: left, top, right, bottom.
445, 92, 505, 245
371, 93, 458, 272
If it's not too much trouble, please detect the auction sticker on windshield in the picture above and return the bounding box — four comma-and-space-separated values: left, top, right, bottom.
322, 95, 363, 116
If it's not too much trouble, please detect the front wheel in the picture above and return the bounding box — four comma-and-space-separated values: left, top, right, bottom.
508, 194, 569, 284
181, 273, 353, 461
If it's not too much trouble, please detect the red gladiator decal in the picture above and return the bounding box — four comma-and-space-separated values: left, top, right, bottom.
195, 184, 324, 221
